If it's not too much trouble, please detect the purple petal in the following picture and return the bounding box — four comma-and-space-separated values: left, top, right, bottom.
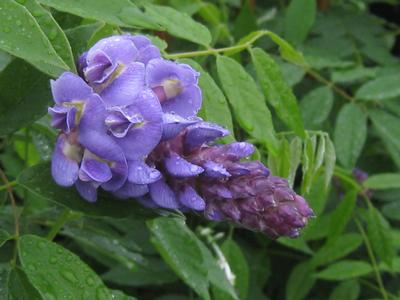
125, 35, 152, 49
79, 150, 112, 183
161, 113, 201, 141
202, 161, 231, 178
128, 160, 161, 184
75, 179, 97, 203
51, 72, 93, 104
96, 62, 146, 107
185, 122, 230, 151
113, 182, 149, 199
77, 51, 88, 77
149, 179, 180, 209
136, 45, 161, 65
51, 134, 81, 187
161, 84, 202, 117
102, 160, 128, 192
164, 152, 203, 177
137, 194, 159, 209
178, 185, 205, 211
84, 50, 116, 84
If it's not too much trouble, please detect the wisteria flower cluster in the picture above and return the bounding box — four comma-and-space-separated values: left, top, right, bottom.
49, 34, 313, 238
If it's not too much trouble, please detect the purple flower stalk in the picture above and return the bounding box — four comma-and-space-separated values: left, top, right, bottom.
49, 34, 313, 238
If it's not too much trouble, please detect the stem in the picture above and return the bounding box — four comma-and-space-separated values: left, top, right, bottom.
0, 180, 17, 191
359, 279, 398, 300
355, 218, 389, 300
0, 168, 20, 266
47, 209, 71, 241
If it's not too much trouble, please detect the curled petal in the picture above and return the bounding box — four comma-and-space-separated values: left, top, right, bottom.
161, 85, 202, 118
202, 161, 231, 178
79, 150, 112, 183
161, 113, 200, 141
75, 179, 97, 203
113, 182, 149, 199
102, 160, 128, 192
178, 185, 205, 211
128, 160, 161, 184
184, 122, 230, 151
51, 72, 93, 104
149, 179, 180, 209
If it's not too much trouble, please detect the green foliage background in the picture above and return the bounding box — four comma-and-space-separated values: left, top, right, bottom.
1, 0, 400, 299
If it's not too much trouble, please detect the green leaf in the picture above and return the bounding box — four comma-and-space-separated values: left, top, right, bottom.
278, 237, 313, 255
0, 59, 51, 136
310, 233, 362, 267
265, 31, 307, 66
250, 48, 306, 138
288, 137, 302, 187
22, 0, 76, 72
87, 23, 118, 48
285, 261, 315, 300
328, 190, 357, 240
0, 265, 10, 299
37, 0, 161, 30
284, 0, 316, 45
180, 59, 235, 142
216, 55, 279, 154
108, 289, 137, 300
144, 4, 211, 46
7, 267, 42, 300
0, 0, 69, 77
324, 136, 336, 188
366, 207, 395, 268
356, 74, 400, 100
301, 135, 317, 193
328, 280, 360, 300
364, 173, 400, 189
18, 235, 112, 299
334, 103, 367, 169
382, 202, 400, 221
0, 230, 12, 248
300, 87, 333, 129
316, 260, 373, 281
18, 162, 156, 219
147, 218, 210, 300
369, 109, 400, 151
220, 239, 249, 300
331, 67, 376, 83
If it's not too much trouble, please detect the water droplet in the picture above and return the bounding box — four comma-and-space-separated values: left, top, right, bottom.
27, 264, 36, 271
3, 27, 10, 33
38, 241, 46, 249
49, 257, 57, 264
61, 270, 78, 283
86, 276, 94, 286
16, 0, 27, 4
48, 28, 57, 40
16, 20, 22, 26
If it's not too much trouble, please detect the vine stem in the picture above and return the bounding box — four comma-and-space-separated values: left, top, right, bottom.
0, 180, 17, 191
46, 209, 71, 241
355, 218, 389, 300
0, 168, 20, 266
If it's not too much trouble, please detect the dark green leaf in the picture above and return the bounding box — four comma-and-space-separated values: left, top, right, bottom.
19, 235, 111, 299
144, 4, 211, 46
0, 59, 51, 136
356, 74, 400, 100
334, 103, 367, 169
331, 67, 376, 83
18, 162, 157, 219
148, 218, 210, 300
7, 267, 42, 300
323, 136, 336, 188
216, 55, 279, 154
316, 260, 373, 281
0, 0, 68, 77
284, 0, 316, 45
328, 190, 357, 240
300, 87, 333, 129
285, 261, 315, 300
382, 202, 400, 221
0, 230, 12, 248
250, 48, 306, 138
278, 237, 313, 255
328, 280, 360, 300
369, 109, 400, 151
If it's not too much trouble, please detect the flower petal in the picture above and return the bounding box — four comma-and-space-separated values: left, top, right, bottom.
128, 160, 161, 184
161, 85, 202, 117
184, 122, 230, 151
79, 150, 112, 183
113, 182, 149, 199
102, 160, 128, 191
178, 185, 205, 211
51, 72, 93, 104
202, 160, 231, 178
161, 113, 200, 141
75, 179, 97, 203
149, 179, 180, 209
51, 134, 80, 187
164, 152, 203, 177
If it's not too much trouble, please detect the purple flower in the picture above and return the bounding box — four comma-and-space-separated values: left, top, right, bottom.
146, 59, 202, 118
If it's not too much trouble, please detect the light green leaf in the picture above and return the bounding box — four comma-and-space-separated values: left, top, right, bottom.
286, 261, 315, 300
382, 202, 400, 221
19, 235, 112, 299
316, 260, 373, 281
216, 55, 279, 154
364, 173, 400, 189
301, 135, 317, 193
220, 239, 249, 300
37, 0, 161, 30
331, 67, 376, 83
310, 233, 362, 267
328, 280, 360, 300
7, 267, 42, 300
328, 190, 357, 240
0, 59, 51, 136
0, 0, 69, 77
0, 229, 12, 248
265, 31, 307, 66
324, 136, 336, 188
180, 59, 235, 142
366, 207, 395, 268
144, 4, 211, 46
334, 103, 367, 169
369, 109, 400, 151
284, 0, 316, 45
278, 237, 313, 255
87, 23, 118, 48
18, 163, 157, 219
300, 87, 333, 129
356, 74, 400, 100
148, 218, 210, 300
22, 0, 75, 72
288, 137, 303, 187
250, 48, 305, 138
